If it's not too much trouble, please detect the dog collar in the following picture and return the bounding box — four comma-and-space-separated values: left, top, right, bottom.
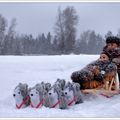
68, 96, 77, 106
16, 96, 29, 109
30, 98, 44, 108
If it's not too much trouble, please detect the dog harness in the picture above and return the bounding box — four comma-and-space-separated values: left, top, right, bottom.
30, 98, 45, 108
51, 99, 61, 108
16, 96, 29, 109
68, 96, 77, 106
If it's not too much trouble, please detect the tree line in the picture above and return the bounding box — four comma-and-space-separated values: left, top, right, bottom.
0, 6, 119, 55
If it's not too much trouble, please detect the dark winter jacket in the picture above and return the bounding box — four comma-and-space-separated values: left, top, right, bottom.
102, 46, 120, 74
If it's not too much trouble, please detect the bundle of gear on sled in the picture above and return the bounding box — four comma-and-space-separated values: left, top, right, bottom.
71, 36, 120, 97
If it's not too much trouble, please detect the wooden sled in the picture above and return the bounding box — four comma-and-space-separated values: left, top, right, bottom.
81, 72, 120, 98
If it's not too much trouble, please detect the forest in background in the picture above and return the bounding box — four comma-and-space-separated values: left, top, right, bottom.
0, 6, 120, 55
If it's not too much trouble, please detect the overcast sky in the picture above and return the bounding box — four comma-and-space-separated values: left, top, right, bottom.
0, 2, 120, 38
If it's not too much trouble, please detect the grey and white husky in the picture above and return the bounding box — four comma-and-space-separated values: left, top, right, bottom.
13, 83, 30, 109
29, 82, 51, 108
45, 84, 67, 109
63, 82, 83, 106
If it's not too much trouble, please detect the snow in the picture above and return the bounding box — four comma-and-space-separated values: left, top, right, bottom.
0, 54, 120, 117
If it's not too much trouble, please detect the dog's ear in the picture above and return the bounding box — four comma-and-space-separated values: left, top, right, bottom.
36, 84, 46, 94
21, 83, 28, 93
45, 83, 51, 92
23, 83, 28, 89
54, 83, 61, 90
36, 84, 43, 91
43, 89, 47, 95
35, 83, 41, 87
73, 83, 80, 92
57, 78, 60, 81
56, 78, 61, 82
28, 88, 32, 93
18, 83, 23, 87
19, 83, 24, 91
61, 79, 66, 87
54, 85, 61, 94
66, 81, 72, 88
14, 83, 20, 90
36, 84, 42, 92
41, 82, 45, 89
41, 81, 45, 85
19, 82, 22, 85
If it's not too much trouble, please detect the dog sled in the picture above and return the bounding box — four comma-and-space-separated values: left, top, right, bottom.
71, 56, 120, 98
81, 72, 120, 98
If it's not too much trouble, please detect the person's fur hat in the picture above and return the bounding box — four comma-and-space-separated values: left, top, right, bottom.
100, 51, 110, 59
106, 36, 120, 46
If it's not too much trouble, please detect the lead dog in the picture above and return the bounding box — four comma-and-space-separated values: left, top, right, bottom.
13, 83, 30, 109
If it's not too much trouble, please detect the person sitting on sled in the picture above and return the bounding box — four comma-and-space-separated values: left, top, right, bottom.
102, 36, 120, 82
71, 52, 116, 90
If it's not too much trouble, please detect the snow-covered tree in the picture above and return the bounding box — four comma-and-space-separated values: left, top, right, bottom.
75, 30, 104, 54
63, 6, 78, 54
0, 14, 7, 54
5, 18, 17, 54
54, 6, 78, 54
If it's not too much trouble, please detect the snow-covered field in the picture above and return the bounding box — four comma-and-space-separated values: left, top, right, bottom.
0, 54, 120, 118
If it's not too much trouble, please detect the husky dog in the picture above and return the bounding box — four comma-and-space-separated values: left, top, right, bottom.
63, 82, 83, 106
13, 83, 30, 109
45, 84, 67, 109
54, 78, 66, 90
40, 82, 52, 107
63, 82, 76, 106
29, 83, 45, 108
72, 82, 83, 104
29, 82, 51, 108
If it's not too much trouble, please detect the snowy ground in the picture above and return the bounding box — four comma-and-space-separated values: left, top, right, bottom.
0, 54, 120, 118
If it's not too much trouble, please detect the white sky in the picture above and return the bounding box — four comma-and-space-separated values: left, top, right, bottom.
0, 2, 120, 38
